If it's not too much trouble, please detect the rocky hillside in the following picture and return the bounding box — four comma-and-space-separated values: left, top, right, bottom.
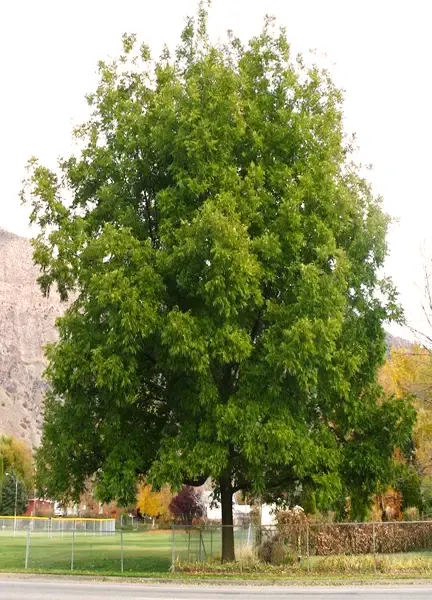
385, 332, 413, 357
0, 229, 64, 447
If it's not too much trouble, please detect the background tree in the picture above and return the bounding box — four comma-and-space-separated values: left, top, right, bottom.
78, 486, 101, 517
0, 471, 28, 516
0, 435, 33, 513
379, 345, 432, 512
169, 486, 204, 527
137, 482, 171, 526
405, 259, 432, 514
395, 462, 423, 512
24, 5, 414, 561
0, 435, 33, 490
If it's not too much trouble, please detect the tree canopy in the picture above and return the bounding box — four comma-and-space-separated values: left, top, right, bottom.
0, 435, 32, 516
137, 482, 171, 521
169, 486, 204, 527
24, 5, 414, 560
379, 345, 432, 512
0, 472, 28, 516
0, 435, 33, 490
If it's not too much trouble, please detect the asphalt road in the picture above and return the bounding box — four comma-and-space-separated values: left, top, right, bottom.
1, 580, 432, 599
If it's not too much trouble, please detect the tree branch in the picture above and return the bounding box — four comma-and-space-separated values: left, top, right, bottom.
182, 474, 208, 487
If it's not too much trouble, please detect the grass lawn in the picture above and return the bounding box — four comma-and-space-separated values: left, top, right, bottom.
0, 530, 175, 574
2, 530, 432, 578
0, 528, 229, 575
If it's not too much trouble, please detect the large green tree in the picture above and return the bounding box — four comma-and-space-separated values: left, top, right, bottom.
23, 6, 414, 560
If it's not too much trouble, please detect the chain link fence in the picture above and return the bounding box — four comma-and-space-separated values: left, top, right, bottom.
0, 526, 165, 573
172, 521, 432, 573
171, 524, 256, 564
0, 516, 115, 536
1, 519, 432, 574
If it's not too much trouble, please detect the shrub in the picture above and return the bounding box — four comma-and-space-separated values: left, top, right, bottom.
313, 524, 374, 555
175, 553, 432, 575
313, 554, 384, 573
269, 542, 286, 566
404, 506, 420, 521
311, 522, 432, 555
256, 507, 310, 565
169, 486, 205, 527
157, 513, 173, 528
257, 539, 275, 563
250, 505, 261, 527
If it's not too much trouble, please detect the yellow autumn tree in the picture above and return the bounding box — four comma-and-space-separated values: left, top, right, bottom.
379, 345, 432, 477
0, 435, 34, 489
136, 482, 172, 525
378, 347, 419, 398
376, 344, 432, 515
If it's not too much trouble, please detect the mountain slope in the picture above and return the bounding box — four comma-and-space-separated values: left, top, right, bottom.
0, 229, 64, 447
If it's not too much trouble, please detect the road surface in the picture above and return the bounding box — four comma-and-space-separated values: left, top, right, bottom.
0, 580, 432, 599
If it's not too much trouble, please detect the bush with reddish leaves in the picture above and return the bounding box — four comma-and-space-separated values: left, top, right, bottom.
169, 486, 205, 527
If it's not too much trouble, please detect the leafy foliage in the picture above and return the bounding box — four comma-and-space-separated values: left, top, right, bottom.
169, 486, 204, 526
0, 435, 33, 490
23, 5, 414, 558
379, 346, 432, 510
137, 482, 172, 519
0, 472, 28, 516
395, 463, 423, 511
0, 435, 33, 513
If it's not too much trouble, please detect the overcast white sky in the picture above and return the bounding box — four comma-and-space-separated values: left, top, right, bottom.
0, 0, 430, 339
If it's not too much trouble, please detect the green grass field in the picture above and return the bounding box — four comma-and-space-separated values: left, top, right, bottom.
0, 528, 226, 575
0, 531, 176, 574
2, 529, 432, 578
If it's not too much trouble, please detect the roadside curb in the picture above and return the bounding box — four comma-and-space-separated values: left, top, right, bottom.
2, 572, 432, 586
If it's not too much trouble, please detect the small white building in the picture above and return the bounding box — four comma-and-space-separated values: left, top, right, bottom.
201, 491, 276, 526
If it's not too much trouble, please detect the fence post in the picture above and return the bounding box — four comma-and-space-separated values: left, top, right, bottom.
25, 528, 31, 569
198, 531, 202, 562
372, 522, 376, 572
170, 525, 175, 572
187, 529, 191, 562
120, 529, 124, 573
246, 523, 252, 548
306, 523, 310, 573
71, 524, 75, 571
240, 527, 243, 574
210, 528, 213, 559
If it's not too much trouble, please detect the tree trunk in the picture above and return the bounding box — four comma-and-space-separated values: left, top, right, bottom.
220, 478, 235, 562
